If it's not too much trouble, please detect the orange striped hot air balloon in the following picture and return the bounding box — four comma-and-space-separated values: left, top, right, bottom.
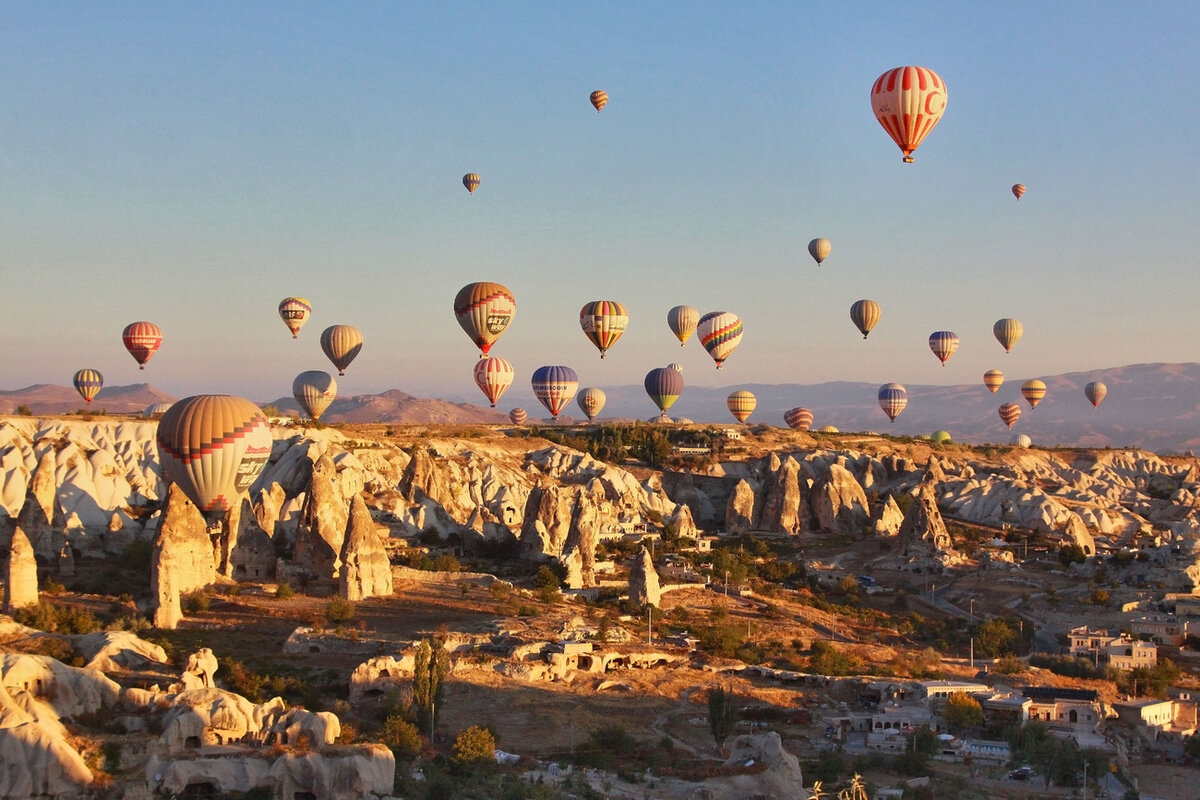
870, 66, 947, 163
983, 370, 1004, 393
455, 282, 516, 357
999, 402, 1022, 429
784, 407, 813, 431
697, 311, 743, 370
1012, 184, 1026, 200
850, 300, 881, 339
928, 331, 959, 366
579, 300, 628, 358
726, 390, 756, 424
589, 90, 608, 112
1021, 379, 1047, 409
320, 324, 363, 376
122, 321, 163, 370
292, 371, 337, 421
1085, 381, 1107, 409
462, 173, 480, 193
473, 356, 514, 408
577, 387, 606, 421
156, 395, 273, 516
73, 369, 103, 404
278, 297, 311, 339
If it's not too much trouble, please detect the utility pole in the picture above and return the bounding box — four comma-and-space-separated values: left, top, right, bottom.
970, 637, 974, 670
1083, 758, 1088, 800
648, 606, 653, 644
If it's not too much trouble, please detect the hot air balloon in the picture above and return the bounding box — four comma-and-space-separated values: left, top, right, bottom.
292, 370, 338, 421
472, 356, 514, 408
278, 297, 312, 339
983, 369, 1004, 393
644, 367, 684, 418
1021, 379, 1047, 409
784, 407, 813, 431
145, 402, 173, 418
462, 173, 480, 193
454, 282, 516, 357
928, 331, 959, 366
1085, 381, 1107, 409
667, 362, 683, 374
579, 300, 628, 358
589, 90, 608, 112
1012, 433, 1032, 448
930, 430, 952, 444
122, 321, 163, 370
816, 425, 839, 433
993, 318, 1023, 353
878, 383, 908, 422
998, 402, 1022, 429
808, 238, 831, 266
73, 369, 103, 404
577, 387, 606, 421
850, 300, 881, 339
531, 366, 578, 420
726, 390, 756, 424
320, 325, 363, 376
1012, 184, 1026, 200
156, 395, 273, 515
509, 408, 528, 425
697, 311, 743, 370
666, 305, 699, 346
870, 66, 947, 163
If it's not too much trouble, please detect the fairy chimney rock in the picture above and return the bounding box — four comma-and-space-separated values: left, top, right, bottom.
339, 495, 393, 602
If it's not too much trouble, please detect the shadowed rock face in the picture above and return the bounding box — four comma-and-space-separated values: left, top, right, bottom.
628, 546, 661, 608
292, 458, 347, 580
151, 483, 216, 630
899, 480, 953, 556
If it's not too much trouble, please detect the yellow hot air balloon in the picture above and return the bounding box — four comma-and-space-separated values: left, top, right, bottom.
983, 369, 1004, 393
993, 318, 1023, 353
73, 369, 103, 404
849, 300, 881, 339
727, 390, 757, 424
808, 238, 831, 266
156, 395, 273, 515
462, 173, 480, 193
589, 90, 608, 112
454, 282, 516, 357
998, 402, 1022, 429
278, 297, 312, 339
870, 66, 947, 163
1021, 379, 1047, 409
579, 300, 628, 358
320, 324, 363, 376
667, 305, 699, 346
577, 387, 606, 421
292, 370, 338, 421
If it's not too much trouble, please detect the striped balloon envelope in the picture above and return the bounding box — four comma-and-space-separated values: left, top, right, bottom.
1012, 433, 1032, 448
472, 356, 515, 408
870, 66, 947, 163
666, 305, 699, 346
999, 402, 1022, 429
644, 367, 684, 418
784, 407, 813, 431
462, 173, 480, 193
278, 297, 312, 339
292, 370, 338, 421
877, 383, 908, 423
1012, 184, 1026, 200
726, 390, 757, 424
122, 321, 163, 370
320, 324, 363, 376
993, 318, 1023, 353
928, 331, 959, 366
72, 369, 103, 404
808, 237, 831, 266
531, 365, 578, 420
156, 395, 273, 515
589, 90, 608, 112
579, 300, 628, 358
850, 300, 881, 339
1021, 379, 1047, 409
455, 282, 516, 357
983, 369, 1004, 393
508, 408, 528, 425
1085, 381, 1107, 409
577, 387, 606, 421
696, 311, 743, 370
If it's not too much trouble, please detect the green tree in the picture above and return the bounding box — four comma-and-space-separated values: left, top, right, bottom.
324, 597, 355, 623
974, 618, 1017, 657
412, 637, 450, 735
942, 692, 983, 734
707, 685, 738, 752
452, 725, 497, 764
381, 715, 422, 759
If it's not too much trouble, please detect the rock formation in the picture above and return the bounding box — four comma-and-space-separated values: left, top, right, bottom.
3, 526, 38, 613
898, 480, 958, 566
628, 546, 661, 607
16, 451, 60, 560
339, 494, 393, 601
151, 484, 217, 630
811, 463, 870, 533
1063, 512, 1097, 557
229, 497, 276, 582
292, 457, 348, 580
725, 479, 757, 534
182, 647, 219, 690
759, 454, 807, 534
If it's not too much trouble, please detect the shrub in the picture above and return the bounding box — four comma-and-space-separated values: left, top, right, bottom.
324, 598, 356, 624
382, 715, 422, 759
452, 725, 497, 764
181, 591, 211, 615
274, 582, 295, 599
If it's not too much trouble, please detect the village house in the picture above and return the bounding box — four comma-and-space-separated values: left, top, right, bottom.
1130, 614, 1189, 646
1068, 625, 1158, 669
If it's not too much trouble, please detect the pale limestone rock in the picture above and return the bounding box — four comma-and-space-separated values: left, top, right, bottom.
152, 484, 217, 630
521, 485, 574, 557
0, 688, 93, 797
760, 455, 806, 534
811, 463, 870, 533
899, 481, 954, 556
18, 451, 60, 560
1063, 512, 1096, 557
230, 496, 276, 583
628, 547, 661, 607
725, 479, 757, 534
561, 546, 585, 590
182, 648, 219, 691
339, 494, 393, 601
75, 631, 169, 672
348, 654, 415, 706
669, 502, 699, 541
874, 494, 905, 536
292, 459, 347, 580
3, 525, 38, 613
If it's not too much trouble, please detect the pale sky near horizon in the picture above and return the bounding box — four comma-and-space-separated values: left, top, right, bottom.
3, 3, 1198, 408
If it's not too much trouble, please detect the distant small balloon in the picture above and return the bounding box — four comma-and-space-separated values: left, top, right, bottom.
1012, 184, 1026, 200
726, 390, 756, 424
808, 238, 831, 266
473, 356, 515, 408
644, 367, 684, 418
278, 297, 312, 339
667, 362, 683, 374
122, 321, 163, 370
878, 383, 908, 423
930, 430, 952, 444
784, 407, 813, 431
993, 318, 1023, 353
463, 173, 480, 193
870, 66, 948, 163
983, 369, 1004, 393
666, 305, 699, 346
589, 90, 608, 112
531, 366, 578, 420
999, 402, 1022, 429
292, 370, 338, 421
73, 369, 103, 404
509, 408, 528, 425
1085, 381, 1107, 409
928, 331, 959, 366
579, 300, 628, 358
1012, 433, 1032, 448
850, 300, 881, 339
320, 325, 363, 376
1021, 379, 1047, 409
577, 387, 606, 421
697, 311, 743, 369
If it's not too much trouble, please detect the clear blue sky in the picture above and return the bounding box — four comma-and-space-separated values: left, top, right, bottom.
3, 2, 1198, 408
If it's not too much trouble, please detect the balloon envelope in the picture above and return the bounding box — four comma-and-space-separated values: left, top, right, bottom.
808, 238, 831, 266
1012, 433, 1032, 448
156, 395, 273, 515
278, 297, 312, 339
878, 383, 908, 422
697, 311, 743, 369
644, 367, 684, 415
122, 321, 163, 370
726, 390, 756, 423
579, 300, 628, 358
1021, 379, 1047, 409
531, 366, 578, 420
462, 173, 480, 193
993, 318, 1023, 353
292, 370, 338, 421
73, 369, 103, 404
1085, 381, 1107, 409
589, 90, 608, 112
320, 325, 363, 375
1012, 184, 1026, 200
983, 369, 1004, 393
928, 331, 959, 365
508, 408, 528, 425
850, 300, 881, 339
454, 282, 516, 356
473, 356, 514, 408
577, 387, 606, 421
999, 402, 1022, 429
784, 407, 813, 431
144, 402, 173, 418
666, 305, 699, 346
870, 66, 947, 163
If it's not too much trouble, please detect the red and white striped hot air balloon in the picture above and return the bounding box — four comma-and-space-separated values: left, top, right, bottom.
870, 66, 947, 163
1012, 184, 1026, 200
508, 408, 528, 425
998, 402, 1022, 429
928, 331, 959, 366
473, 356, 514, 408
784, 407, 813, 431
122, 321, 163, 370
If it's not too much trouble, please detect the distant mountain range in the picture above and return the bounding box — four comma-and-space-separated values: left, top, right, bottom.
3, 363, 1198, 453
